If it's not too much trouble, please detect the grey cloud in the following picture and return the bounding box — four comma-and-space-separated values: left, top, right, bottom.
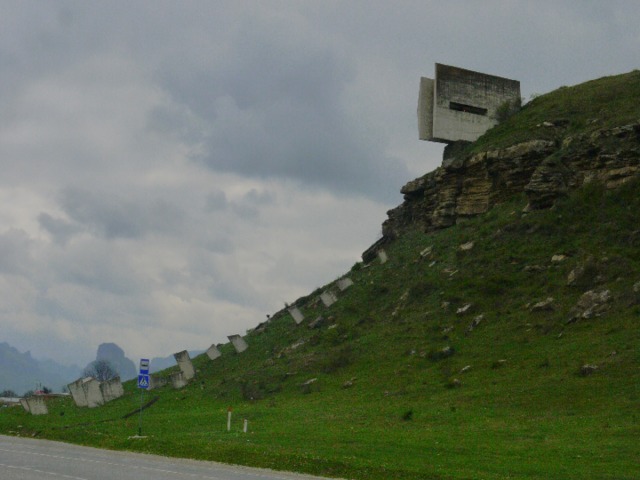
38, 213, 80, 245
59, 187, 186, 240
0, 229, 32, 275
204, 190, 228, 212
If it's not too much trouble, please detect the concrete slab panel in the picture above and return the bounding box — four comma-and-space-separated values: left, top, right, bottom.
206, 344, 222, 360
378, 249, 388, 264
173, 350, 195, 380
418, 77, 435, 140
20, 398, 30, 412
320, 291, 338, 307
25, 396, 48, 415
83, 378, 104, 408
68, 377, 91, 407
288, 306, 305, 324
100, 377, 124, 403
337, 277, 354, 291
149, 375, 167, 391
170, 371, 188, 389
228, 334, 248, 353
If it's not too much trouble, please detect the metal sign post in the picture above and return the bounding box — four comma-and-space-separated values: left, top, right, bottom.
137, 359, 150, 436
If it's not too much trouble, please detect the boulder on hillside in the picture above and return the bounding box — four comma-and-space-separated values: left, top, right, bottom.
569, 289, 612, 321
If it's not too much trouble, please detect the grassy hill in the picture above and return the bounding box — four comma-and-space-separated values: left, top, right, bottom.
1, 72, 640, 480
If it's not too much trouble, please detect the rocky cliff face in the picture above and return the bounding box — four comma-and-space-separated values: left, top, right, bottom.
380, 121, 640, 242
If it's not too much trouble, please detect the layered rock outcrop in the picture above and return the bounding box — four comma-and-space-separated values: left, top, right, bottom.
379, 122, 640, 243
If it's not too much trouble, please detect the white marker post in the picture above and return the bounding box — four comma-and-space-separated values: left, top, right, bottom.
243, 419, 248, 433
227, 407, 232, 432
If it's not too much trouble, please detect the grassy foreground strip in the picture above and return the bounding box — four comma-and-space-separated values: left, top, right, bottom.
2, 179, 640, 479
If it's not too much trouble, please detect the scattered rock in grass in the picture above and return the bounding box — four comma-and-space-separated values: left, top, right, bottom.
446, 378, 462, 388
466, 314, 484, 334
530, 297, 555, 312
460, 365, 472, 373
569, 288, 612, 321
524, 265, 546, 272
551, 254, 568, 263
420, 246, 433, 258
491, 359, 507, 369
456, 303, 472, 315
579, 364, 598, 376
441, 301, 450, 310
459, 241, 474, 251
300, 378, 318, 394
342, 378, 356, 389
308, 316, 326, 329
429, 346, 455, 361
442, 325, 454, 335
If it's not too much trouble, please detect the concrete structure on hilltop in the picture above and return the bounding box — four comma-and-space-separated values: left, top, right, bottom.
173, 350, 195, 380
418, 63, 520, 143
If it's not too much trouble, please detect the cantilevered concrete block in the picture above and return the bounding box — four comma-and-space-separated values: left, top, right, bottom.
149, 375, 167, 391
288, 306, 305, 324
68, 377, 91, 407
173, 350, 195, 380
170, 371, 188, 389
418, 63, 520, 144
228, 334, 248, 353
206, 344, 222, 360
320, 291, 338, 307
100, 377, 124, 403
83, 378, 104, 408
337, 277, 354, 291
20, 398, 30, 412
26, 396, 48, 415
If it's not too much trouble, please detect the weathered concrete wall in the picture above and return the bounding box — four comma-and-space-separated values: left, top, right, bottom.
206, 344, 222, 360
228, 335, 248, 353
337, 277, 354, 291
100, 377, 124, 403
68, 378, 89, 407
418, 76, 435, 140
288, 306, 305, 324
83, 378, 104, 408
419, 63, 520, 143
25, 396, 48, 415
320, 291, 338, 307
170, 371, 188, 389
149, 375, 167, 390
173, 350, 195, 380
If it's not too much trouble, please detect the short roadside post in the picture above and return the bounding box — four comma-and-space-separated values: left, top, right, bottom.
137, 358, 150, 436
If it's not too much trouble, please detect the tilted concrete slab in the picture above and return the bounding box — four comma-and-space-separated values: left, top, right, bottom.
320, 291, 338, 307
83, 378, 104, 408
26, 396, 48, 415
173, 350, 195, 380
288, 306, 305, 324
149, 375, 167, 391
206, 344, 222, 360
68, 377, 92, 407
228, 335, 248, 353
336, 277, 354, 291
378, 249, 388, 264
100, 377, 124, 403
20, 398, 30, 412
170, 371, 188, 389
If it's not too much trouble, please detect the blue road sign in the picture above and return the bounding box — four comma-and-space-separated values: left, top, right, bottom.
139, 358, 150, 375
138, 374, 150, 389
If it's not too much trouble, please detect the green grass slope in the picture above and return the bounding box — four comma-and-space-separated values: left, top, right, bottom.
2, 72, 640, 480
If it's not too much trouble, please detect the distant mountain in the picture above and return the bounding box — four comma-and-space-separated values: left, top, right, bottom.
91, 343, 137, 381
0, 342, 81, 395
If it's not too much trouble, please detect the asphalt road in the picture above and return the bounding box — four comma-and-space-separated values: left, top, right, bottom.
0, 435, 339, 480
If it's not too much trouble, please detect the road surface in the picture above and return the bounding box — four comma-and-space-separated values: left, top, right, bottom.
0, 435, 340, 480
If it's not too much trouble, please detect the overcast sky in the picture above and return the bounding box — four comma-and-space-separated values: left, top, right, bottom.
1, 1, 638, 367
